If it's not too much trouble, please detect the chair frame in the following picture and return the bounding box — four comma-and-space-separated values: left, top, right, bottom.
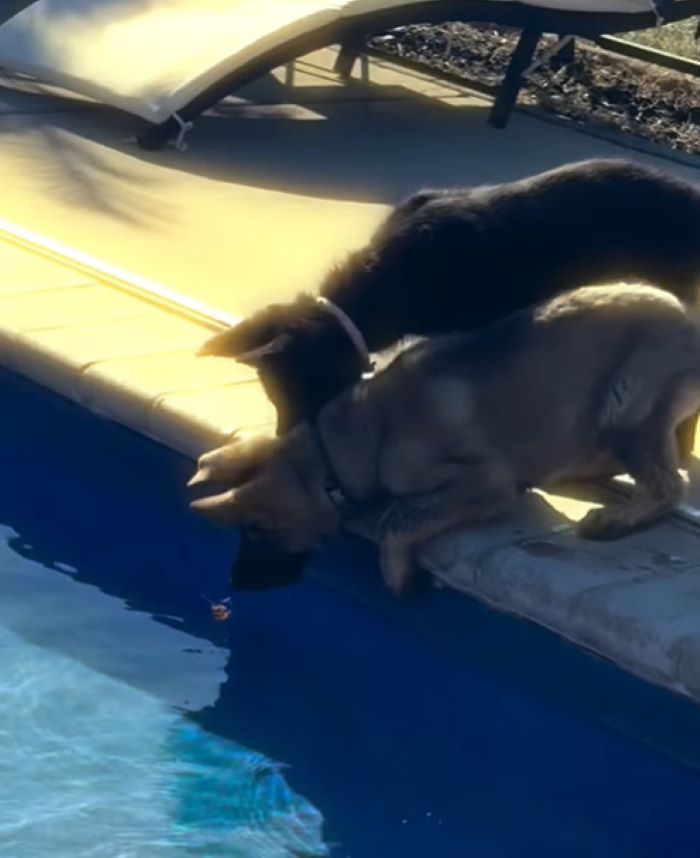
135, 0, 700, 149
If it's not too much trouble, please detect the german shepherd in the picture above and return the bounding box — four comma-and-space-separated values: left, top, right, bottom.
191, 284, 700, 596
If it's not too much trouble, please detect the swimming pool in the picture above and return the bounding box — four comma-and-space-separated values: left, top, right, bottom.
1, 366, 700, 857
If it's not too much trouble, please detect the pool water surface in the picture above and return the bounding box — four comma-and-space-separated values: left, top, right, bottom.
1, 368, 700, 857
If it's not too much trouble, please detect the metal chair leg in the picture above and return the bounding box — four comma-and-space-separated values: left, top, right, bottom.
335, 42, 361, 78
488, 29, 541, 129
552, 34, 576, 68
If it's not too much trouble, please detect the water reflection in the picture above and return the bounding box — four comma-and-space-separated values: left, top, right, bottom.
0, 525, 329, 857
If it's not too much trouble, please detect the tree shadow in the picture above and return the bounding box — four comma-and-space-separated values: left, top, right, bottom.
0, 72, 169, 224
0, 53, 597, 213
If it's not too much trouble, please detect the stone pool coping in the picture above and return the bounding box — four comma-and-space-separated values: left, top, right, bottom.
2, 222, 700, 708
0, 220, 276, 457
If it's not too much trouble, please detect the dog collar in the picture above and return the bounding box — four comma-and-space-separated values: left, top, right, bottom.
316, 297, 374, 373
231, 297, 373, 374
311, 423, 350, 514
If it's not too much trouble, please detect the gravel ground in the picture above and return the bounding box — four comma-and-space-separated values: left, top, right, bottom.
369, 23, 700, 157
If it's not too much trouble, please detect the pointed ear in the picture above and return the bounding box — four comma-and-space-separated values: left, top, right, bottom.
188, 436, 277, 488
198, 304, 294, 360
232, 333, 293, 367
199, 329, 292, 368
198, 294, 315, 361
190, 488, 243, 525
197, 323, 255, 358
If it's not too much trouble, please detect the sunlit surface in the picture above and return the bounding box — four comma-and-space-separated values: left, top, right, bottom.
0, 0, 660, 122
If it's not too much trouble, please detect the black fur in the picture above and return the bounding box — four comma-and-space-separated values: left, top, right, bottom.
202, 159, 700, 433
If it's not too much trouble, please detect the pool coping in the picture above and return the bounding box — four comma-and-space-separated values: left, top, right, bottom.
0, 219, 280, 460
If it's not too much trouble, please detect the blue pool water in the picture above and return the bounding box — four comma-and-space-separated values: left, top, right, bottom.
1, 367, 700, 857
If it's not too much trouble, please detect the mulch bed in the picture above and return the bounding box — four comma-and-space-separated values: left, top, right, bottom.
369, 23, 700, 157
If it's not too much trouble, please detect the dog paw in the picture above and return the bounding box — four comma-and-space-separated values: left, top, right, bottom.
576, 507, 635, 541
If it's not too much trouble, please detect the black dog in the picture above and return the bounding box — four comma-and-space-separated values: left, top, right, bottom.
202, 158, 700, 435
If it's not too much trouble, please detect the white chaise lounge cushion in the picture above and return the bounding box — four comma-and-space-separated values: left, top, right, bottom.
0, 0, 661, 123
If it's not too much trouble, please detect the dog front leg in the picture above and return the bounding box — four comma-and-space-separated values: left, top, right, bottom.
578, 417, 684, 541
378, 458, 516, 597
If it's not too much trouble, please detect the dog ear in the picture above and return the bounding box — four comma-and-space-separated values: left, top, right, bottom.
231, 333, 293, 367
199, 325, 292, 367
188, 436, 277, 488
190, 487, 244, 525
198, 295, 316, 362
198, 324, 286, 361
191, 474, 271, 527
198, 300, 302, 361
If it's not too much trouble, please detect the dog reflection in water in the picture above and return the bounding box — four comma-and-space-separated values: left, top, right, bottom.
229, 529, 307, 591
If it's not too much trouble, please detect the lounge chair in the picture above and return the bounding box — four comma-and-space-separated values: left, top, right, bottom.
0, 1, 696, 150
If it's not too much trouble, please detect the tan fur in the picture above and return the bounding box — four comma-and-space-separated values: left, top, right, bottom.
191, 284, 700, 596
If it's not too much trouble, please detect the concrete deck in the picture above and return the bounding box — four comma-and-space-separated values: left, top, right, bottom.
1, 48, 700, 704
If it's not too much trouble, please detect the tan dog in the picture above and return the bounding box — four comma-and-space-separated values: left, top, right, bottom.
190, 284, 700, 596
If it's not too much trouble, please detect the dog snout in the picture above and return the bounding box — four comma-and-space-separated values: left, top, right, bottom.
231, 528, 307, 591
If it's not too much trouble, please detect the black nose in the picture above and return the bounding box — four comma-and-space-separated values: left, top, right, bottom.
230, 529, 307, 591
